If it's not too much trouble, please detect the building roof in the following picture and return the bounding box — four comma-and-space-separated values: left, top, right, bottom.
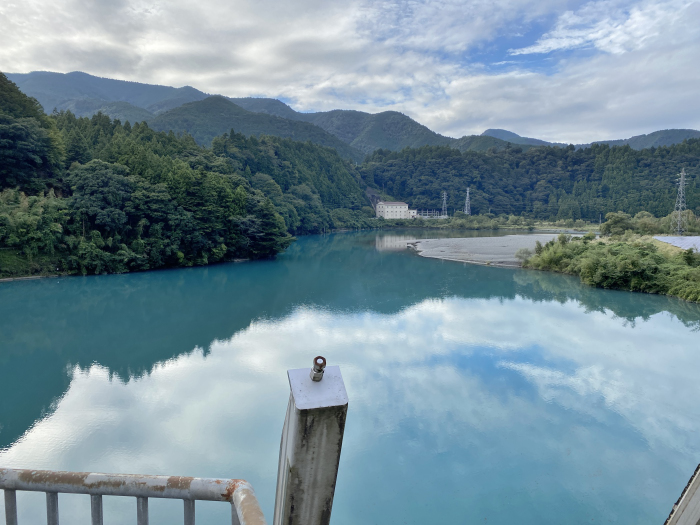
378, 201, 408, 206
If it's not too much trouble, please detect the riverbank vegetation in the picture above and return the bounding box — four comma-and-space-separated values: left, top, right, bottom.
1, 73, 368, 277
523, 221, 700, 302
3, 69, 700, 279
361, 143, 700, 221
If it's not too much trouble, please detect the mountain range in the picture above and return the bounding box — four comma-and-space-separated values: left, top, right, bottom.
7, 70, 700, 160
481, 128, 700, 150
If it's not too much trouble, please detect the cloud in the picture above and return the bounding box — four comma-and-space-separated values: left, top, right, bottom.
1, 0, 699, 142
1, 297, 699, 522
509, 0, 691, 55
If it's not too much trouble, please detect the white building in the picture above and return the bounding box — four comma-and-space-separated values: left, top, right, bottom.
376, 201, 417, 219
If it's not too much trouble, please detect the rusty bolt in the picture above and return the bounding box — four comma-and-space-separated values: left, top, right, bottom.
310, 356, 326, 382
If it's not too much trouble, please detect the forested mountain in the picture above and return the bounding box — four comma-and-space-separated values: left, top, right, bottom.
361, 143, 700, 220
482, 129, 565, 147
483, 128, 700, 151
590, 129, 700, 150
232, 100, 484, 154
451, 135, 533, 153
5, 68, 700, 282
6, 71, 209, 116
6, 71, 523, 156
11, 71, 699, 162
0, 72, 373, 277
303, 110, 454, 154
94, 102, 154, 123
148, 96, 365, 162
217, 99, 454, 153
230, 97, 303, 120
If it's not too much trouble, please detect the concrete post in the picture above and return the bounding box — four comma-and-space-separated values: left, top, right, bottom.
273, 357, 348, 525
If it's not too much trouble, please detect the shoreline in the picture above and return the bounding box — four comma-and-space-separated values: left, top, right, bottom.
407, 243, 521, 268
408, 234, 567, 267
0, 275, 59, 283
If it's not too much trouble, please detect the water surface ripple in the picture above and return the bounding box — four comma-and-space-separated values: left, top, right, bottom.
1, 231, 699, 525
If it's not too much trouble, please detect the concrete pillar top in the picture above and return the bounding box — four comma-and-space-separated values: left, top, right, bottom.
287, 366, 348, 410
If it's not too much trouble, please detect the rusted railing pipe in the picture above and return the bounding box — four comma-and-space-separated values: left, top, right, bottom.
0, 468, 267, 525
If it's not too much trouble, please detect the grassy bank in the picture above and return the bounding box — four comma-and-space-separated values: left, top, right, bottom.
336, 213, 595, 232
523, 233, 700, 303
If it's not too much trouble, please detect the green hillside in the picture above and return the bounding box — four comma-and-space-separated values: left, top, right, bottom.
9, 71, 700, 161
0, 73, 63, 192
227, 102, 456, 154
305, 110, 453, 154
0, 72, 373, 278
483, 128, 700, 150
148, 96, 364, 162
592, 129, 700, 149
6, 71, 209, 116
451, 135, 532, 152
360, 143, 700, 219
482, 129, 564, 147
94, 101, 153, 123
230, 97, 303, 120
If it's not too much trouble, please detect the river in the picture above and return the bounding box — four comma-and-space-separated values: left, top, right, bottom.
1, 231, 699, 525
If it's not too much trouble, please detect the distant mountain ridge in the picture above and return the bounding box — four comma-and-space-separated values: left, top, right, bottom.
6, 71, 209, 117
7, 71, 699, 158
7, 71, 525, 157
482, 129, 566, 148
148, 96, 366, 162
588, 129, 700, 149
482, 128, 700, 151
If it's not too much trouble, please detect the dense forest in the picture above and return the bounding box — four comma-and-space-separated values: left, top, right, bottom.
361, 144, 700, 220
3, 69, 700, 278
0, 72, 372, 276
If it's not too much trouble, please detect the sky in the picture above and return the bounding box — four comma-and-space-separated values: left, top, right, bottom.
1, 0, 699, 142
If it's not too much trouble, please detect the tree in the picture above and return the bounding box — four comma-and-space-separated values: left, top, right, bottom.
65, 129, 92, 166
600, 212, 633, 236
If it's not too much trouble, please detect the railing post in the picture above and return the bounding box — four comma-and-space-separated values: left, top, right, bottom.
184, 499, 195, 525
4, 489, 18, 525
46, 492, 59, 525
273, 357, 348, 525
137, 496, 148, 525
91, 494, 103, 525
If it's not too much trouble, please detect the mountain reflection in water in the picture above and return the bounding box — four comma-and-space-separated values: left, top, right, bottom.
1, 231, 699, 525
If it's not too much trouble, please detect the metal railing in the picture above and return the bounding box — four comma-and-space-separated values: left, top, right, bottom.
0, 468, 266, 525
0, 356, 349, 525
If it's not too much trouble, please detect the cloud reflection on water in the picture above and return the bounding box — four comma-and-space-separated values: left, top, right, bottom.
2, 294, 699, 524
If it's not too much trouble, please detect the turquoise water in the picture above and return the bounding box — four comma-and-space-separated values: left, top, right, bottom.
1, 231, 700, 524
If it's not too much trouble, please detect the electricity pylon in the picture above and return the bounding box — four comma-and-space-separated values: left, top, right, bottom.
441, 191, 448, 218
671, 168, 688, 235
464, 187, 471, 216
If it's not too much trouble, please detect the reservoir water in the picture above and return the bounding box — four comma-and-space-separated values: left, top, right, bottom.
1, 231, 699, 525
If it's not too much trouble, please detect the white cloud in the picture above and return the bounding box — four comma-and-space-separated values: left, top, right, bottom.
509, 0, 691, 55
1, 0, 699, 142
1, 297, 699, 522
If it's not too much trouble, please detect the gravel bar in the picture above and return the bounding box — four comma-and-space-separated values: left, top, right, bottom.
409, 234, 567, 267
